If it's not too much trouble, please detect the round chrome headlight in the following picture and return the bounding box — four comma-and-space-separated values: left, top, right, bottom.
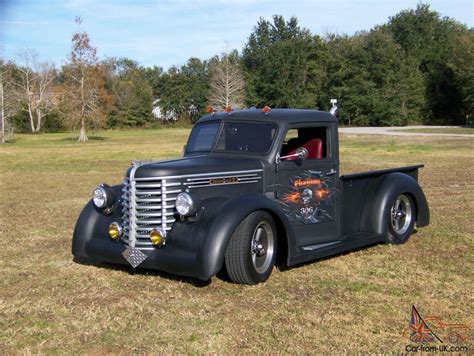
175, 192, 194, 216
93, 186, 108, 208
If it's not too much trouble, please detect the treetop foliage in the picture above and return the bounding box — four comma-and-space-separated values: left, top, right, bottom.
1, 4, 472, 138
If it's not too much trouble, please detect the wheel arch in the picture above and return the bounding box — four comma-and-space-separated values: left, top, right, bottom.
197, 193, 295, 280
359, 172, 430, 235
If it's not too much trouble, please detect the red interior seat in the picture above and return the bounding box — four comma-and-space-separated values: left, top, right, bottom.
287, 138, 323, 160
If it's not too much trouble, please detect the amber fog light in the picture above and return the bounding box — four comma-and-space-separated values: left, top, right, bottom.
108, 222, 122, 240
150, 228, 166, 247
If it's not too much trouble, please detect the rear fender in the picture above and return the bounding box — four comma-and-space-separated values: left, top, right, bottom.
360, 172, 429, 235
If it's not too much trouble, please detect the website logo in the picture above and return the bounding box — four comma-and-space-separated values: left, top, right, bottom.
403, 305, 470, 353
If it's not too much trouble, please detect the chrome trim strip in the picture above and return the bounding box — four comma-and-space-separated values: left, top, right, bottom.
238, 176, 261, 181
184, 177, 262, 185
186, 180, 261, 189
185, 173, 259, 182
134, 169, 263, 181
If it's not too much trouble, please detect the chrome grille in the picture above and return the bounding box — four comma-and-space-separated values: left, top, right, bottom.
122, 177, 182, 250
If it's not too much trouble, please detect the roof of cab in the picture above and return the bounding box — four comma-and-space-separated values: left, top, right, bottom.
196, 108, 336, 125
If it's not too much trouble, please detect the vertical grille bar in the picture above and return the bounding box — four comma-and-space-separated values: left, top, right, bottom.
128, 178, 137, 248
161, 179, 167, 231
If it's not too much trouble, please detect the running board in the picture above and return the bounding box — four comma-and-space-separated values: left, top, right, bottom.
288, 232, 385, 266
301, 241, 342, 251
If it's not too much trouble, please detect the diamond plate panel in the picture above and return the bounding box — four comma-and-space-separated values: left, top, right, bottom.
122, 247, 148, 268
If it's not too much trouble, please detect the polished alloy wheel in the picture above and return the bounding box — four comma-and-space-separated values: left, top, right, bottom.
390, 194, 413, 235
250, 221, 275, 274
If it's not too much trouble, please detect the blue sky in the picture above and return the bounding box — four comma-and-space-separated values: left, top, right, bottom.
1, 0, 472, 69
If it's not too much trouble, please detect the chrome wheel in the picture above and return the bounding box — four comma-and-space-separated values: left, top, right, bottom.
390, 194, 413, 235
251, 221, 275, 274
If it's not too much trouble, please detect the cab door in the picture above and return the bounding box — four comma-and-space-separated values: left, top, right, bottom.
275, 123, 340, 246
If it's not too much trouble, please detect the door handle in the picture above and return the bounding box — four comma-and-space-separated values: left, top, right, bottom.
326, 169, 337, 176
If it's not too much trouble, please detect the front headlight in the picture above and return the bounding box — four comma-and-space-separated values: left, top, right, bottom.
93, 187, 108, 208
92, 184, 116, 209
175, 192, 195, 216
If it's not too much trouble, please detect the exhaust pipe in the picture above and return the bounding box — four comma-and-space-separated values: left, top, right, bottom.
329, 98, 338, 116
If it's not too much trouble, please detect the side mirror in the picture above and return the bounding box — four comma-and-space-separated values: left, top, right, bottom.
296, 147, 308, 160
276, 146, 309, 164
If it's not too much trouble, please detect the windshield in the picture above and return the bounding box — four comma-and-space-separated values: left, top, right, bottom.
186, 122, 220, 152
186, 121, 277, 154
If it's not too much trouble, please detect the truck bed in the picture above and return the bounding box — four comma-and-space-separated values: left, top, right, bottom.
340, 164, 424, 237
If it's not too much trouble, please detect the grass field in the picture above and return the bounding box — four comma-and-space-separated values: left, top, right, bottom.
1, 129, 473, 353
395, 127, 474, 135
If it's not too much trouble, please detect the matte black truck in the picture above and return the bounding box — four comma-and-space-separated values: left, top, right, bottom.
72, 107, 430, 284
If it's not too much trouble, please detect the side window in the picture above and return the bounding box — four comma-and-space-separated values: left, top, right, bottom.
280, 127, 329, 160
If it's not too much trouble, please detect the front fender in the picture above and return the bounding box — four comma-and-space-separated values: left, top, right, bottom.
196, 193, 295, 280
360, 172, 430, 235
72, 185, 123, 258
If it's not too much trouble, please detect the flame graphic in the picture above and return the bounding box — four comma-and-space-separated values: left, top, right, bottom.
283, 191, 301, 204
316, 189, 329, 199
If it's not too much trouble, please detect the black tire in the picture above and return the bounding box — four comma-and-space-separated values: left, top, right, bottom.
225, 211, 277, 285
386, 193, 416, 244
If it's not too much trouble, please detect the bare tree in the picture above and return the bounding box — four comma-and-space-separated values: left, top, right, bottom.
14, 50, 56, 132
64, 17, 106, 142
208, 49, 245, 109
0, 60, 16, 143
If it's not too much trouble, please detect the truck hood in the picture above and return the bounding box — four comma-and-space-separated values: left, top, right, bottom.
128, 155, 264, 179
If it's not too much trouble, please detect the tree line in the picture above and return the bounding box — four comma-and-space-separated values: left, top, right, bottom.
1, 4, 472, 142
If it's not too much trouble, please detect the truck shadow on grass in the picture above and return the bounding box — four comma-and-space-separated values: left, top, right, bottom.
72, 256, 211, 288
73, 230, 418, 286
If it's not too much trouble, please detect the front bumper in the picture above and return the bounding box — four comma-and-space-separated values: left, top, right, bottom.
72, 199, 207, 280
81, 236, 198, 278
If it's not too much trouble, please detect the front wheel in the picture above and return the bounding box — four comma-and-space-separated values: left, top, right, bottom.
386, 193, 416, 244
225, 211, 277, 285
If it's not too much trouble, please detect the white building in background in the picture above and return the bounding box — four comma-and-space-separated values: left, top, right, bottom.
152, 99, 199, 122
152, 99, 178, 122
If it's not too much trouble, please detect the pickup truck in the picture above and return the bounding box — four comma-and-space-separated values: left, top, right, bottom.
72, 107, 430, 284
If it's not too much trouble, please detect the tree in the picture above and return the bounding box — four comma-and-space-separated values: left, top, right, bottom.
387, 4, 467, 123
0, 60, 16, 143
208, 49, 245, 109
104, 58, 154, 127
242, 15, 325, 109
322, 34, 377, 126
449, 30, 474, 120
64, 17, 109, 142
153, 58, 210, 123
322, 29, 425, 126
13, 50, 56, 132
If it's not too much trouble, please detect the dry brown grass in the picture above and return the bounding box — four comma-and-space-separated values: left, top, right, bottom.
1, 129, 473, 353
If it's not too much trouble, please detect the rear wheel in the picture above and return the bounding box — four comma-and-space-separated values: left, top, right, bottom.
225, 211, 277, 285
387, 194, 416, 244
